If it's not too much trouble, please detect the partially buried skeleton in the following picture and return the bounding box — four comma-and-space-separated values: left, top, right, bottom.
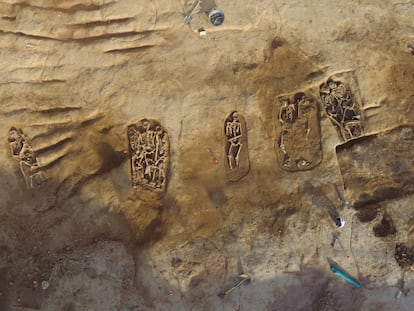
128, 119, 169, 199
274, 92, 322, 171
319, 78, 363, 141
8, 127, 46, 189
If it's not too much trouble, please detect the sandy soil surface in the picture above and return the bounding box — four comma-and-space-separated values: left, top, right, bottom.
1, 0, 414, 310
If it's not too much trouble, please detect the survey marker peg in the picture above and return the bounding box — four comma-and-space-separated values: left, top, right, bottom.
184, 0, 202, 24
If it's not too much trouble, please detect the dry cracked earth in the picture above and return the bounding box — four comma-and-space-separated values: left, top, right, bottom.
1, 0, 414, 310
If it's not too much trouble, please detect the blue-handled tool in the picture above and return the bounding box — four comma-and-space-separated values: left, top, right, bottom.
330, 265, 362, 288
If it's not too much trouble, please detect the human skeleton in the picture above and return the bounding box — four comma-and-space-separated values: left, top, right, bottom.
225, 112, 243, 170
129, 121, 167, 189
8, 127, 45, 188
320, 80, 363, 140
278, 98, 297, 124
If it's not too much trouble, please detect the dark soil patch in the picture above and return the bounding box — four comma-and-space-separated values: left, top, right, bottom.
206, 187, 227, 208
373, 212, 396, 237
394, 243, 414, 268
356, 207, 378, 223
